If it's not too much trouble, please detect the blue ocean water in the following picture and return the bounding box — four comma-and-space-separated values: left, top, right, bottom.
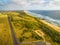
29, 10, 60, 20
26, 10, 60, 26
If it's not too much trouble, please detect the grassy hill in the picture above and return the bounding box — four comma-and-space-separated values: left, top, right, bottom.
0, 11, 60, 45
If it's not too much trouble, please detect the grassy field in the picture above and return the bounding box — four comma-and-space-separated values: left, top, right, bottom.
35, 18, 60, 45
0, 11, 60, 45
10, 12, 43, 44
0, 14, 14, 45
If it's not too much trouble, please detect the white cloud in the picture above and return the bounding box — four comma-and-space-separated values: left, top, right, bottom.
0, 0, 60, 10
11, 0, 60, 10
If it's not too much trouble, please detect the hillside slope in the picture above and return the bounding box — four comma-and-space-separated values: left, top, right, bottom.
0, 11, 60, 45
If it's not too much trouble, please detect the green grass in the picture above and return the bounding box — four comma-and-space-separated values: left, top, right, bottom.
0, 11, 60, 45
35, 18, 60, 45
0, 15, 14, 45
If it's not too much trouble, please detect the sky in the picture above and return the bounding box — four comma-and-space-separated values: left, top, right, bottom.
0, 0, 60, 10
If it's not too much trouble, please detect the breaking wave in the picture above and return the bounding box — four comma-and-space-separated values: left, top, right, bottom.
24, 10, 60, 27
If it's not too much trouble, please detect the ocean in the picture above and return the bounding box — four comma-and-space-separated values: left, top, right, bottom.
29, 10, 60, 20
25, 10, 60, 26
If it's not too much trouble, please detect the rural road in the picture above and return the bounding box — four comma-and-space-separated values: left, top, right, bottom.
8, 16, 19, 45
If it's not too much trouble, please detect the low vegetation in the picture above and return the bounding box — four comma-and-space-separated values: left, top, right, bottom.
0, 11, 60, 45
0, 15, 13, 45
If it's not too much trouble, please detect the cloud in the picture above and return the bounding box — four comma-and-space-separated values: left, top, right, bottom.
0, 0, 60, 10
13, 0, 47, 6
12, 0, 60, 10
